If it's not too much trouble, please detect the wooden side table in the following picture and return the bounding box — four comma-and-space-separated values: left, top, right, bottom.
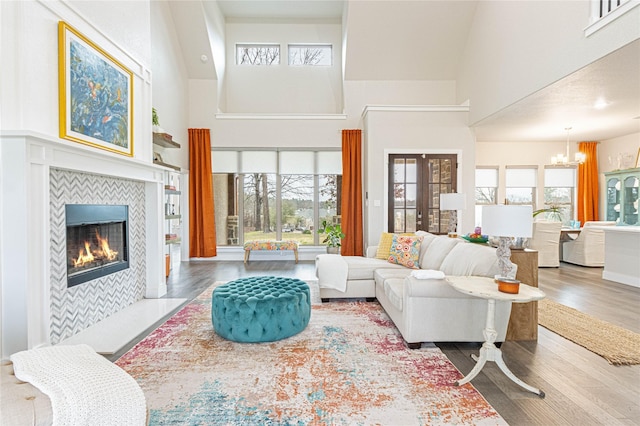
448, 276, 546, 397
507, 249, 538, 341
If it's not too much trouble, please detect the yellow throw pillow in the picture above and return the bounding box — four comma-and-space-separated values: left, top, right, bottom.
375, 232, 414, 259
375, 233, 395, 259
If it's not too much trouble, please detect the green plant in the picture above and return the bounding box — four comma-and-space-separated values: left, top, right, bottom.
317, 220, 345, 247
532, 205, 563, 222
152, 107, 159, 126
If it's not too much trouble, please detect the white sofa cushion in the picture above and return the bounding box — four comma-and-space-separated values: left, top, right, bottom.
374, 268, 412, 285
420, 236, 462, 270
439, 243, 501, 278
344, 257, 403, 280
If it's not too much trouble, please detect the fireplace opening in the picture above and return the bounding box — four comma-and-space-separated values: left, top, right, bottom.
66, 204, 129, 287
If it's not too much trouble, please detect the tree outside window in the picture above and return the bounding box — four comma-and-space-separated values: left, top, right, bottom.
288, 44, 332, 66
236, 44, 280, 65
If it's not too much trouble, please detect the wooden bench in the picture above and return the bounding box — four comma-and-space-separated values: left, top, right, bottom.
243, 240, 299, 263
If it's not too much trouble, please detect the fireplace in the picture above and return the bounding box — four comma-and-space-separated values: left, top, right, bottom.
65, 204, 129, 287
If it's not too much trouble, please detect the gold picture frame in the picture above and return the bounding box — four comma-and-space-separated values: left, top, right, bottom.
636, 147, 640, 168
58, 21, 134, 156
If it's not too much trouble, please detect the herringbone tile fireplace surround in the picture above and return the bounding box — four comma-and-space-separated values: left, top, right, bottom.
49, 168, 147, 344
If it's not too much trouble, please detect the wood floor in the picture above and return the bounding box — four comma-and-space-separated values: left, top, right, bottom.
114, 256, 640, 425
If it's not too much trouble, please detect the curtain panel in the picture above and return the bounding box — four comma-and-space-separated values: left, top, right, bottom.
341, 129, 364, 256
189, 128, 217, 257
577, 141, 599, 223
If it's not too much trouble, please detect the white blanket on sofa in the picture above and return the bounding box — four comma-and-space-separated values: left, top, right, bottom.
10, 344, 147, 426
315, 254, 349, 292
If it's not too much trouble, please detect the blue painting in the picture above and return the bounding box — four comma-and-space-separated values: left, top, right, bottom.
59, 22, 133, 156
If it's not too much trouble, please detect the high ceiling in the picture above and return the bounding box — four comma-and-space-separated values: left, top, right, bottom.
172, 0, 640, 143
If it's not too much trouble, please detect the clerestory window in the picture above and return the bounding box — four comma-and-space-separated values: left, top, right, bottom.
288, 44, 332, 66
236, 44, 280, 65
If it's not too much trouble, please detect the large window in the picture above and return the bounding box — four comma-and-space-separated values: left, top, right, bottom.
543, 166, 576, 225
505, 166, 537, 208
288, 44, 332, 66
475, 167, 498, 226
211, 150, 341, 246
236, 44, 280, 65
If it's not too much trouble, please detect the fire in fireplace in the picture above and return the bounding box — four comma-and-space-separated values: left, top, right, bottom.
65, 204, 129, 287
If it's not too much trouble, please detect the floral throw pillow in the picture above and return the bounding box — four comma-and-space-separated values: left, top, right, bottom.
376, 232, 415, 259
388, 235, 422, 269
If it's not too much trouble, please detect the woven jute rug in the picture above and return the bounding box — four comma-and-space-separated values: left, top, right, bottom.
538, 299, 640, 365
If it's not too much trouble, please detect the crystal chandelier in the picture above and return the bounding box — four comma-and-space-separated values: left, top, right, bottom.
551, 127, 586, 166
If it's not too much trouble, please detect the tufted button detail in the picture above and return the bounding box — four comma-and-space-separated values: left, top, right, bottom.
211, 276, 310, 343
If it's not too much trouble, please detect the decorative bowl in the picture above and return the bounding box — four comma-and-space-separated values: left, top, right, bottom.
462, 235, 489, 244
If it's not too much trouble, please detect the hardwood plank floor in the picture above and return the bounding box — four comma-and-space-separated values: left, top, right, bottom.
114, 255, 640, 425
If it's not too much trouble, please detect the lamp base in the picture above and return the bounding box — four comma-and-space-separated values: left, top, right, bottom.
510, 237, 528, 250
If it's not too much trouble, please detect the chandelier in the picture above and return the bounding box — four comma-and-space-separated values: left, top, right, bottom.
551, 127, 586, 166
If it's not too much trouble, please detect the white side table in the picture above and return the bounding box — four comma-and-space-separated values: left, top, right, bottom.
448, 276, 546, 397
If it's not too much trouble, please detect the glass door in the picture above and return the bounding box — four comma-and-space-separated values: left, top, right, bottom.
606, 177, 620, 222
388, 154, 457, 234
623, 176, 639, 225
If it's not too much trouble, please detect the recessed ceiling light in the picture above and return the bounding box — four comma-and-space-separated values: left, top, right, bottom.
594, 99, 608, 109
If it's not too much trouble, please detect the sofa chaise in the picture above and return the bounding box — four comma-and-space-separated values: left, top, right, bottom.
315, 231, 515, 348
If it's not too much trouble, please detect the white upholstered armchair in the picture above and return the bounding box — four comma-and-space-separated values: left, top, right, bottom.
528, 221, 562, 267
562, 221, 616, 267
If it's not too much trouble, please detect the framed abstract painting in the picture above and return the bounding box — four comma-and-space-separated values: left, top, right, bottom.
58, 21, 134, 156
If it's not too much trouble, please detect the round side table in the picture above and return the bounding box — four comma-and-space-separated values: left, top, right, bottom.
447, 276, 546, 398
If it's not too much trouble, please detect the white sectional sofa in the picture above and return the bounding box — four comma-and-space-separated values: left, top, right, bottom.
315, 231, 514, 348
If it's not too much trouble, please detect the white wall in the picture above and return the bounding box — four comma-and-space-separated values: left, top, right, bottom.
458, 0, 640, 125
151, 1, 190, 170
364, 108, 475, 246
224, 21, 343, 114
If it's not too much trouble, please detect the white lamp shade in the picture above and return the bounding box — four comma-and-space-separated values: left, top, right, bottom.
440, 193, 466, 210
482, 205, 533, 238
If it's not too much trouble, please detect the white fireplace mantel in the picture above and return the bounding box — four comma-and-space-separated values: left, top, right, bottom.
1, 131, 167, 359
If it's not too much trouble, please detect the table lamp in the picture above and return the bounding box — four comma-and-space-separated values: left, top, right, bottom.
482, 205, 533, 278
440, 193, 466, 238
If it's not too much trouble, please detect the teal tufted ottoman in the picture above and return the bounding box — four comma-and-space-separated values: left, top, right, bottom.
211, 276, 311, 343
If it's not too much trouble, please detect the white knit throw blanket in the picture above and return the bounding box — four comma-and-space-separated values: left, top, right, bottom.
315, 254, 349, 292
10, 344, 146, 426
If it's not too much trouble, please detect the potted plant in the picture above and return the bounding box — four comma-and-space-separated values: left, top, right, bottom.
317, 219, 345, 254
152, 107, 162, 133
532, 205, 563, 222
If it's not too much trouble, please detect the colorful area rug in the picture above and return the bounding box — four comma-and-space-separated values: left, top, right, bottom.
538, 299, 640, 365
116, 283, 506, 425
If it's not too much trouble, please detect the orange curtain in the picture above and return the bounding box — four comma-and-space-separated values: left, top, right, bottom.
341, 129, 364, 256
189, 128, 217, 257
577, 141, 599, 224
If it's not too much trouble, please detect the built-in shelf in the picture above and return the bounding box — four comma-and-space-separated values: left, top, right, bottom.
153, 132, 181, 149
153, 132, 181, 171
153, 160, 181, 171
164, 174, 181, 247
